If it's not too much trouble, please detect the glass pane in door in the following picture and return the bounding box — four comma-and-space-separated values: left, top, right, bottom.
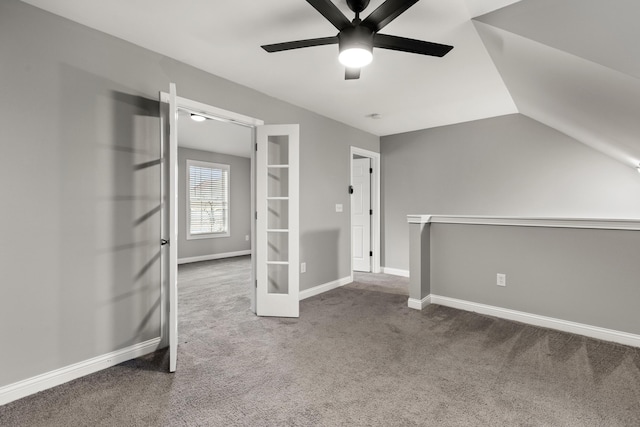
268, 264, 289, 294
267, 135, 290, 165
267, 167, 289, 198
267, 199, 289, 229
267, 232, 289, 262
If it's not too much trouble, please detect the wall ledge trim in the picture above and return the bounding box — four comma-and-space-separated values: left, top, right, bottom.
299, 276, 352, 300
430, 295, 640, 348
0, 338, 162, 406
178, 250, 251, 265
406, 214, 640, 230
382, 267, 410, 278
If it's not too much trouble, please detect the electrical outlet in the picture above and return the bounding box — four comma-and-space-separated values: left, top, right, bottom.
497, 273, 506, 287
301, 262, 306, 273
335, 204, 343, 213
245, 235, 249, 241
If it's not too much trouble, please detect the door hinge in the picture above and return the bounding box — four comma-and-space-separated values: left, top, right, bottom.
370, 209, 373, 215
255, 143, 258, 151
255, 279, 258, 288
370, 167, 373, 174
369, 251, 373, 257
255, 211, 258, 220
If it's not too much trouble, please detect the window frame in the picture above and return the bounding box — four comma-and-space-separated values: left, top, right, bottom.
186, 159, 231, 240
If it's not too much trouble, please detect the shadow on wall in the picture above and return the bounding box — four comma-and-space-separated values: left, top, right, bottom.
56, 63, 163, 366
110, 91, 162, 348
300, 229, 340, 290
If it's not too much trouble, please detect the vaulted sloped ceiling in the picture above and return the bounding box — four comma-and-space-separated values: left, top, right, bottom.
474, 0, 640, 169
20, 0, 519, 136
18, 0, 640, 169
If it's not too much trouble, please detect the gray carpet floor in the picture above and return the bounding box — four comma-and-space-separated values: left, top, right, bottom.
2, 256, 640, 426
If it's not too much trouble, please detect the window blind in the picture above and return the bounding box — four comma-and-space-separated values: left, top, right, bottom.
188, 161, 229, 236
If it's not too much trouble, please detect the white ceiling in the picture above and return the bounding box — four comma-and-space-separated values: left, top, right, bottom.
19, 0, 640, 169
474, 0, 640, 169
475, 0, 640, 80
21, 0, 518, 137
475, 22, 640, 167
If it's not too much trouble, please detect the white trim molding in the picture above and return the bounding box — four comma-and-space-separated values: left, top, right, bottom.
408, 295, 431, 310
160, 92, 264, 128
430, 295, 640, 348
178, 249, 251, 265
382, 267, 410, 278
407, 214, 640, 230
0, 338, 162, 406
299, 276, 352, 300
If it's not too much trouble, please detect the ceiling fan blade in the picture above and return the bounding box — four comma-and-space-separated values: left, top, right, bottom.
306, 0, 351, 30
374, 33, 453, 57
345, 67, 361, 80
361, 0, 420, 32
261, 36, 338, 53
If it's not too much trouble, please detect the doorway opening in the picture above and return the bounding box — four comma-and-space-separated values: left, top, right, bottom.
350, 147, 381, 274
160, 92, 264, 323
161, 87, 301, 372
175, 106, 254, 295
174, 102, 262, 315
177, 108, 252, 248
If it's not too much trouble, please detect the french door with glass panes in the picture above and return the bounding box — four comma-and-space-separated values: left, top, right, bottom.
256, 125, 299, 317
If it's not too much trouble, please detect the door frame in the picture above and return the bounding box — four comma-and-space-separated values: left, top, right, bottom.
350, 147, 381, 274
160, 92, 264, 332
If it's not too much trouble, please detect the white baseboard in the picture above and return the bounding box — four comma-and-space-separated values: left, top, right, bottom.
382, 267, 410, 278
178, 250, 251, 265
408, 295, 431, 310
430, 295, 640, 349
0, 337, 162, 406
299, 275, 352, 300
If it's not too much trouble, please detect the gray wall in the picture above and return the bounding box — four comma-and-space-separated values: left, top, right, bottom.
0, 0, 378, 389
430, 223, 640, 335
381, 114, 640, 271
178, 148, 251, 260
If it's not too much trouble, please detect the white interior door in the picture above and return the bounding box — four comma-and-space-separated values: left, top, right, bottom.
352, 157, 371, 272
256, 124, 299, 317
163, 83, 178, 372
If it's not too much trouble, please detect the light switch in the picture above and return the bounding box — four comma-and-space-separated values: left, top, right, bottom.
335, 204, 343, 212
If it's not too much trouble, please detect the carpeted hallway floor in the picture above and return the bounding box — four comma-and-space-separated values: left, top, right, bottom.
1, 256, 639, 426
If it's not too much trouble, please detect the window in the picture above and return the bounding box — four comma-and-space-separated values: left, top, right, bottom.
187, 160, 230, 239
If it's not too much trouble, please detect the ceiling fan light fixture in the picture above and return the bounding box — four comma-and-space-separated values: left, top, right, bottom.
339, 47, 372, 68
261, 0, 453, 80
338, 26, 374, 68
190, 113, 207, 122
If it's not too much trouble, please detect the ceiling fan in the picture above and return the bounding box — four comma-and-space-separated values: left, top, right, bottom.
261, 0, 453, 80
